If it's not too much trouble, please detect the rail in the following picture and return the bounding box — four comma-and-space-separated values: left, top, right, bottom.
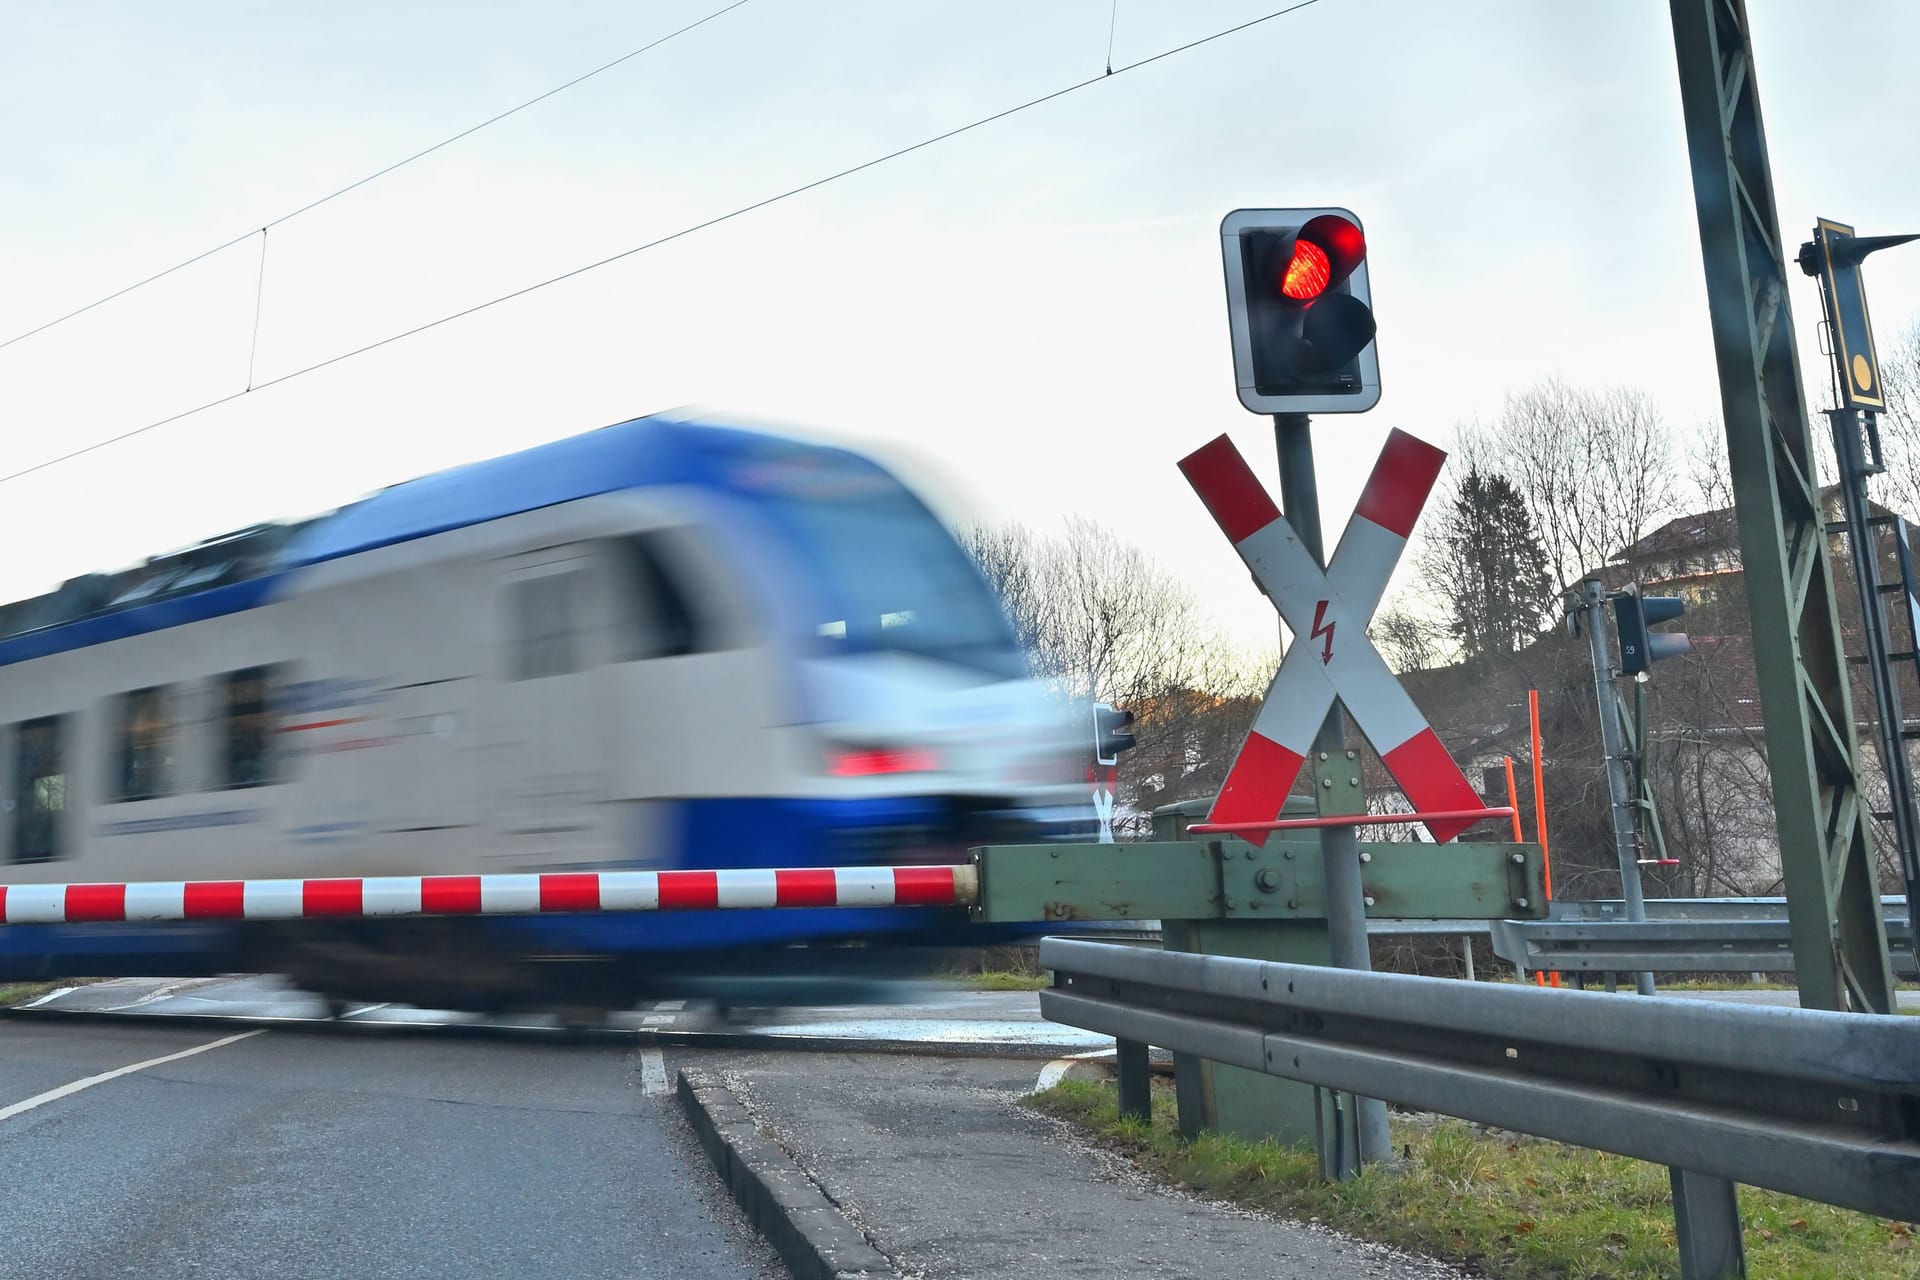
1038, 936, 1920, 1280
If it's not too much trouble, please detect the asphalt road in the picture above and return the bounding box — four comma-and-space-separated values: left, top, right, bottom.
9, 975, 1910, 1280
0, 1005, 784, 1280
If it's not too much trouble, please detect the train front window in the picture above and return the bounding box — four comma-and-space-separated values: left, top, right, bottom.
756, 482, 1021, 677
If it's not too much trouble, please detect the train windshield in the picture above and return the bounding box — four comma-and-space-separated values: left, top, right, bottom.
732, 455, 1022, 676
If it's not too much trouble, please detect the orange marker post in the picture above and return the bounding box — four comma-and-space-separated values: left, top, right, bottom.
1529, 689, 1563, 989
1529, 689, 1553, 901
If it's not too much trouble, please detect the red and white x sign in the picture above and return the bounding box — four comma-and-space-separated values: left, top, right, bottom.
1179, 428, 1482, 844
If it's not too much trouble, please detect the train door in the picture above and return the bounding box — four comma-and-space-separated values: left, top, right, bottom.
493, 546, 611, 866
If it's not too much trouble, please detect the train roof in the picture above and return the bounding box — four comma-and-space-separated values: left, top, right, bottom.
0, 414, 864, 668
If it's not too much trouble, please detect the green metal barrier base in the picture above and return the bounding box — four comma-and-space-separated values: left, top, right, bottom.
971, 836, 1548, 1148
970, 838, 1544, 926
1163, 917, 1331, 1143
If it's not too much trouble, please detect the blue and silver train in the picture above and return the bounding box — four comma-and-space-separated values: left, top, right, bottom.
0, 413, 1093, 1010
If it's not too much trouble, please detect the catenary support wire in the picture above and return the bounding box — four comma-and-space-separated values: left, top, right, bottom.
0, 0, 754, 356
0, 0, 1323, 490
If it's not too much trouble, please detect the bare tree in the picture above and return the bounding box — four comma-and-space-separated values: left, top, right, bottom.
1470, 379, 1681, 590
1871, 316, 1920, 520
1680, 418, 1735, 514
961, 518, 1274, 831
957, 522, 1046, 659
1370, 604, 1447, 674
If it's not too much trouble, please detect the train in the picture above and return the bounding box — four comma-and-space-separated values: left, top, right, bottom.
0, 412, 1099, 1012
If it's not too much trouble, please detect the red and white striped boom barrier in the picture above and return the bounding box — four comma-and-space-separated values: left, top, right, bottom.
0, 865, 977, 925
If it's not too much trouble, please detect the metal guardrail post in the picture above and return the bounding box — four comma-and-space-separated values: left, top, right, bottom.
1115, 1039, 1151, 1123
1671, 1169, 1746, 1280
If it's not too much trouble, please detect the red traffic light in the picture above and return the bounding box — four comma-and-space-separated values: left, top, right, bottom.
1274, 215, 1366, 306
1280, 241, 1331, 300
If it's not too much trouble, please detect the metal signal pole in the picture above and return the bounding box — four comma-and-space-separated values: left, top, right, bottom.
1669, 0, 1896, 1012
1273, 410, 1391, 1167
1578, 581, 1658, 996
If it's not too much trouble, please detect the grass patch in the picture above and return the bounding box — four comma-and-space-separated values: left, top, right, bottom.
1026, 1080, 1919, 1279
951, 970, 1050, 992
933, 944, 1046, 991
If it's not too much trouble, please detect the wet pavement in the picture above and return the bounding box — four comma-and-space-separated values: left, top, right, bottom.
0, 1009, 783, 1280
14, 974, 1113, 1054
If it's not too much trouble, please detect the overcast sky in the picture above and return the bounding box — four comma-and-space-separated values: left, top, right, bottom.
3, 0, 1917, 653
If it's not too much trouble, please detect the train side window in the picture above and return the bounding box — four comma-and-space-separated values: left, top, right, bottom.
219, 665, 279, 788
12, 715, 66, 862
618, 532, 705, 659
113, 686, 173, 801
511, 573, 579, 679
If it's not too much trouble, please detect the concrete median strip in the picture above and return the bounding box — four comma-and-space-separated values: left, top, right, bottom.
675, 1068, 894, 1280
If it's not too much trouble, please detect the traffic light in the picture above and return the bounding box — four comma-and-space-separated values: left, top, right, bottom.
1613, 589, 1690, 677
1092, 702, 1135, 766
1220, 208, 1380, 414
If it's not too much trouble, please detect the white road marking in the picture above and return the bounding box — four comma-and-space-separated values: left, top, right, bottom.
20, 987, 74, 1009
343, 1002, 393, 1018
0, 1029, 264, 1123
641, 1014, 675, 1025
104, 977, 215, 1011
654, 1000, 686, 1012
638, 1048, 669, 1096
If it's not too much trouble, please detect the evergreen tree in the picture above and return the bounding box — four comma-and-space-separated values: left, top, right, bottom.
1441, 469, 1553, 663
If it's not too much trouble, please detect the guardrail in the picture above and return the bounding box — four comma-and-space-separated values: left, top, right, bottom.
1491, 899, 1916, 983
1038, 936, 1920, 1280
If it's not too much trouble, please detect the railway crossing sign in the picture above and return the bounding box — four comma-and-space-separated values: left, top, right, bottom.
1179, 428, 1482, 843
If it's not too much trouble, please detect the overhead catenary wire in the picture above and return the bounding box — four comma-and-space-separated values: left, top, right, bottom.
0, 0, 1324, 489
246, 229, 269, 391
0, 0, 754, 356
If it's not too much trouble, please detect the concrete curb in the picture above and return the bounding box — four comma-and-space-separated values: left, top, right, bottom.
675, 1068, 894, 1280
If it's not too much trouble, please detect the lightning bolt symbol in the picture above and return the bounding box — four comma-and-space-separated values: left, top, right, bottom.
1310, 599, 1335, 665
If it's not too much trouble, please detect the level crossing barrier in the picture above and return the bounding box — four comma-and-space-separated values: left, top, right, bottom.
1038, 936, 1920, 1280
0, 865, 975, 923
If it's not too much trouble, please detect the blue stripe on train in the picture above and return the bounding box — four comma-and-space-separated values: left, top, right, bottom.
485, 794, 975, 953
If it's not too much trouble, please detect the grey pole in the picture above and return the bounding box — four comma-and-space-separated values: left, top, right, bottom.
1581, 579, 1657, 996
1273, 411, 1391, 1163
